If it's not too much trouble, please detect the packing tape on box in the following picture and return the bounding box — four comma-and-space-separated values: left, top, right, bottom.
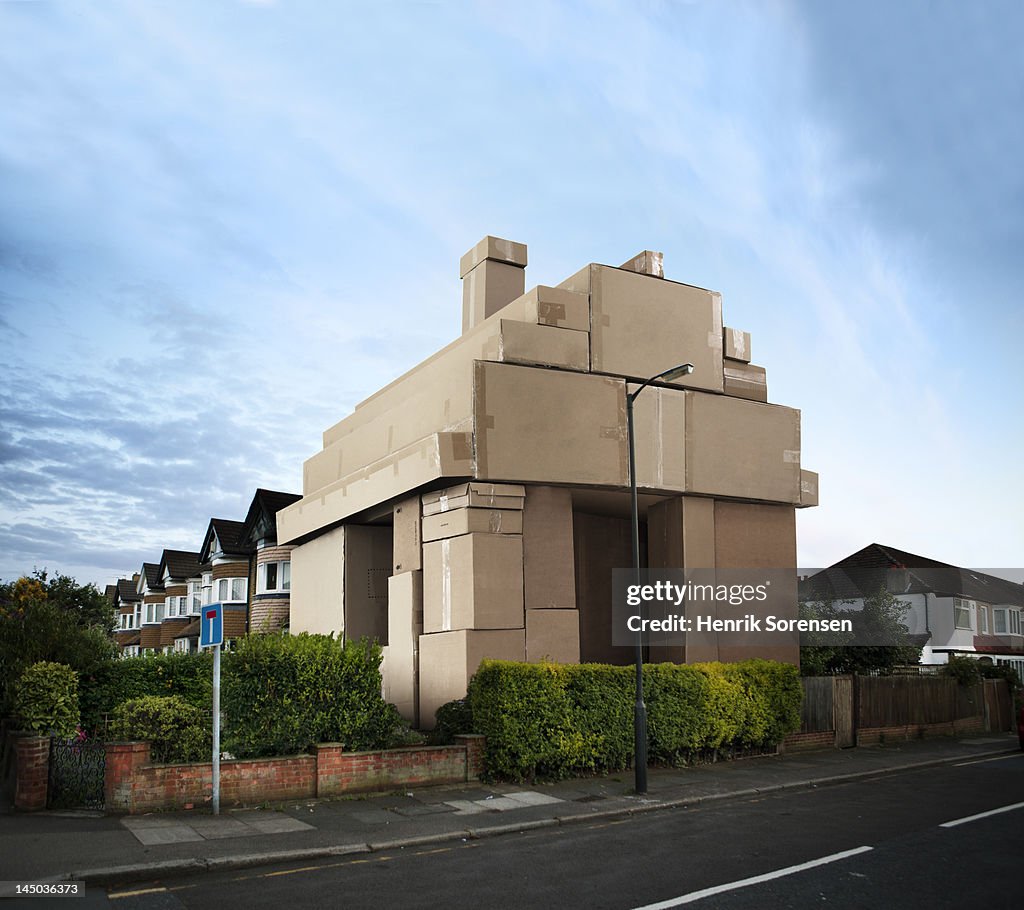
538, 301, 567, 325
440, 538, 452, 632
784, 450, 800, 464
709, 292, 724, 349
730, 328, 748, 360
488, 509, 502, 532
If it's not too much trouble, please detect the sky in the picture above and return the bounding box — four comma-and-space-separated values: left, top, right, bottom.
1, 0, 1022, 590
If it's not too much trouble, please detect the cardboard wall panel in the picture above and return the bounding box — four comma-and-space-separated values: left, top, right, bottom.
526, 609, 580, 664
289, 526, 345, 636
723, 362, 768, 402
422, 507, 523, 542
384, 570, 422, 725
393, 495, 422, 573
344, 524, 392, 646
629, 384, 686, 492
523, 486, 576, 611
572, 511, 634, 666
498, 320, 589, 371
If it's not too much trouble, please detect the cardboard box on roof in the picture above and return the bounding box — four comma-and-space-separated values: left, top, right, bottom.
526, 608, 580, 663
723, 327, 751, 363
684, 392, 801, 504
522, 486, 576, 611
798, 469, 819, 508
497, 320, 589, 371
418, 628, 526, 729
422, 533, 524, 633
723, 362, 768, 402
422, 482, 526, 516
619, 250, 664, 278
558, 264, 724, 394
392, 495, 421, 573
510, 285, 590, 332
278, 431, 473, 545
422, 507, 523, 542
473, 361, 628, 486
459, 235, 528, 277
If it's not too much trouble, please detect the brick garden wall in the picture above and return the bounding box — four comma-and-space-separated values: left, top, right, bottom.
104, 734, 484, 814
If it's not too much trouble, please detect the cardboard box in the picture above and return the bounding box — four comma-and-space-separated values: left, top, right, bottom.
463, 259, 526, 332
723, 362, 768, 402
684, 392, 801, 504
422, 507, 524, 542
422, 482, 526, 516
384, 570, 422, 725
418, 628, 526, 728
289, 525, 345, 635
422, 533, 524, 633
512, 285, 590, 332
798, 469, 819, 508
343, 524, 391, 645
473, 361, 628, 486
559, 264, 725, 394
392, 495, 421, 573
459, 235, 528, 277
522, 486, 576, 611
723, 327, 751, 363
619, 250, 664, 278
278, 431, 474, 545
526, 608, 580, 663
497, 319, 589, 371
628, 383, 686, 492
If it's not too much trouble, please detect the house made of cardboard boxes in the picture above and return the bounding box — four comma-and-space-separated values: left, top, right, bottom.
278, 237, 819, 727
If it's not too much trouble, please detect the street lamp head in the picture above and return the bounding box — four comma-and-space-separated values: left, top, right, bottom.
659, 363, 694, 382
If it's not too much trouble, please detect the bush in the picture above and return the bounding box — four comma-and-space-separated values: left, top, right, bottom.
940, 655, 983, 687
469, 659, 802, 782
12, 661, 80, 737
78, 652, 212, 734
221, 633, 404, 758
109, 695, 210, 764
431, 698, 475, 744
979, 663, 1022, 693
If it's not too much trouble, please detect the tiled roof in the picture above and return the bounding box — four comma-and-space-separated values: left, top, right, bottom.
211, 518, 249, 556
160, 549, 204, 581
116, 578, 142, 603
240, 488, 301, 545
142, 562, 163, 591
801, 543, 1024, 608
175, 619, 201, 639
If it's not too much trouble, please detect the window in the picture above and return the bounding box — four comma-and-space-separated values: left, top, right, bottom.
173, 638, 190, 653
258, 561, 291, 594
217, 578, 229, 602
134, 605, 142, 628
231, 577, 247, 601
145, 602, 157, 624
994, 608, 1008, 634
1012, 609, 1022, 636
202, 573, 213, 606
165, 596, 175, 618
979, 606, 988, 634
189, 582, 202, 613
953, 598, 973, 630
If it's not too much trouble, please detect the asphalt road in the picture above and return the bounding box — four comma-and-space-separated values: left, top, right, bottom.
32, 753, 1024, 909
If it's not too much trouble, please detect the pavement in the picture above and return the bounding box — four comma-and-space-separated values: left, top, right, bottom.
0, 733, 1018, 888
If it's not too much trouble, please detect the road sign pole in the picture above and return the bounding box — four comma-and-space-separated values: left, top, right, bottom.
212, 642, 221, 816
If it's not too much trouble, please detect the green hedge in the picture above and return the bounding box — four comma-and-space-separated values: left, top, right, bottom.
13, 661, 80, 737
221, 633, 403, 758
468, 659, 802, 781
78, 652, 212, 734
110, 695, 210, 764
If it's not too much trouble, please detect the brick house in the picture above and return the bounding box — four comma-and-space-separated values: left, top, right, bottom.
241, 489, 301, 633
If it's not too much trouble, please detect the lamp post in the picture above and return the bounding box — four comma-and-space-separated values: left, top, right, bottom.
627, 362, 694, 795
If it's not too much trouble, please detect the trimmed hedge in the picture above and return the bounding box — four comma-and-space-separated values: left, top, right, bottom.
13, 661, 80, 737
78, 652, 212, 734
469, 659, 802, 781
221, 632, 403, 758
110, 695, 210, 764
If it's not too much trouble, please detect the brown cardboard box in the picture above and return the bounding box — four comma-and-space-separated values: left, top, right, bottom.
473, 361, 628, 486
511, 285, 590, 332
522, 486, 576, 611
459, 235, 528, 277
422, 533, 524, 633
343, 524, 391, 645
422, 482, 526, 516
798, 469, 819, 508
628, 384, 686, 492
289, 525, 345, 635
619, 250, 664, 278
497, 319, 590, 371
384, 570, 422, 725
684, 392, 801, 504
723, 327, 751, 363
278, 431, 474, 545
526, 609, 580, 663
572, 511, 634, 666
422, 507, 524, 542
418, 629, 526, 728
558, 265, 724, 394
463, 259, 526, 332
723, 362, 768, 402
393, 495, 422, 573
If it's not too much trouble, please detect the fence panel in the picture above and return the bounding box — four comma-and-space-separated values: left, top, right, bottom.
799, 678, 835, 733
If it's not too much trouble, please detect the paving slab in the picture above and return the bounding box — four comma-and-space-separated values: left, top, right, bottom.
127, 825, 204, 846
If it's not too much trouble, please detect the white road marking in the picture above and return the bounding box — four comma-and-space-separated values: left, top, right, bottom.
939, 800, 1024, 828
953, 754, 1022, 767
631, 846, 874, 909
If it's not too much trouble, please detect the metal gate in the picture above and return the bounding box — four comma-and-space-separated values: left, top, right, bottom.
47, 738, 105, 810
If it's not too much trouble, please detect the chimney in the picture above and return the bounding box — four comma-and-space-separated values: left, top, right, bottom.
460, 235, 528, 333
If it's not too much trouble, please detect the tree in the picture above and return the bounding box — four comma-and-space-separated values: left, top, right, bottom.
0, 570, 117, 714
799, 589, 921, 676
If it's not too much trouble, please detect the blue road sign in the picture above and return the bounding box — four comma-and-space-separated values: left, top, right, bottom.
200, 603, 224, 649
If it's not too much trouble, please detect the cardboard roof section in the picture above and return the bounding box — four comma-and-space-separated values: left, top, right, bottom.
801, 543, 1024, 608
278, 242, 817, 546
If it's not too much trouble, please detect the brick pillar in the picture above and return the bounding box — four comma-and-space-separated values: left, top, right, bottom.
312, 743, 346, 798
14, 736, 50, 812
454, 734, 485, 781
104, 742, 150, 813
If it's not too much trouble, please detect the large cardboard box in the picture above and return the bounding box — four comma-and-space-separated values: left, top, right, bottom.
463, 260, 526, 332
684, 392, 801, 504
619, 250, 664, 278
384, 570, 422, 725
558, 264, 724, 394
344, 525, 391, 645
460, 235, 528, 277
798, 469, 819, 508
473, 361, 628, 486
723, 327, 751, 363
392, 495, 421, 573
508, 285, 590, 332
418, 629, 526, 728
522, 486, 576, 611
422, 507, 524, 542
289, 525, 346, 636
497, 320, 589, 371
422, 533, 524, 633
723, 362, 768, 402
526, 608, 580, 663
279, 431, 474, 545
422, 482, 526, 516
629, 384, 686, 492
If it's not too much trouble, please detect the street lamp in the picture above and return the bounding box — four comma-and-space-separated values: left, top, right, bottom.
627, 362, 694, 795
